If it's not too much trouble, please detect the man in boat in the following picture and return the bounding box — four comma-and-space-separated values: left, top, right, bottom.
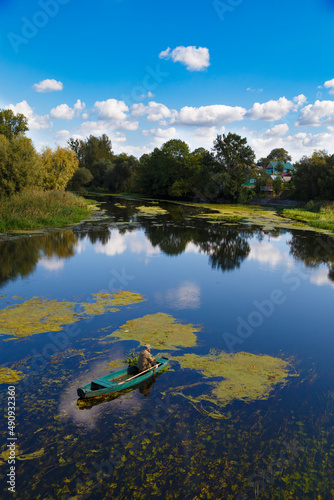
137, 344, 157, 372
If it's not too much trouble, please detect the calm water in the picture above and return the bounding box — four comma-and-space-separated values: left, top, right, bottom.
1, 197, 334, 499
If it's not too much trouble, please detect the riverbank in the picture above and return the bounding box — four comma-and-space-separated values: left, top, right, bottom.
0, 190, 98, 232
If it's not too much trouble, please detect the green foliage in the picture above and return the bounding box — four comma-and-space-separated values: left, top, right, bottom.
273, 175, 283, 195
124, 348, 139, 366
66, 167, 93, 192
0, 134, 42, 197
40, 146, 79, 190
0, 108, 28, 139
104, 154, 139, 192
213, 133, 256, 201
0, 190, 95, 231
137, 139, 199, 198
294, 150, 334, 200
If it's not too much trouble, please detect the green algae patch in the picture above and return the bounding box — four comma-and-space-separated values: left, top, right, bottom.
136, 205, 169, 216
0, 291, 146, 338
82, 291, 145, 316
0, 366, 23, 384
0, 297, 80, 337
103, 313, 199, 350
172, 351, 295, 408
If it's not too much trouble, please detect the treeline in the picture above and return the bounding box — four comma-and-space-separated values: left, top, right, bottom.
2, 108, 334, 202
0, 109, 78, 198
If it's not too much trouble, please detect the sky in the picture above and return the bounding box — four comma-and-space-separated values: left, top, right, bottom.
1, 0, 334, 161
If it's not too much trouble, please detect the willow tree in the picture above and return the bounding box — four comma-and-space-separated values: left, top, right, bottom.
41, 146, 79, 190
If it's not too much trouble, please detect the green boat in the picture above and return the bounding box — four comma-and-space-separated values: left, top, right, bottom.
77, 357, 169, 399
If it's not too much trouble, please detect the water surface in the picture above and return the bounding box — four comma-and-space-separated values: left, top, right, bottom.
1, 197, 334, 499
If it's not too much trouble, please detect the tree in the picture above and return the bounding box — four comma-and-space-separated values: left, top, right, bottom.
68, 134, 114, 187
66, 167, 93, 192
294, 150, 334, 200
273, 175, 283, 195
0, 109, 28, 139
41, 146, 79, 190
212, 133, 255, 201
0, 134, 42, 197
104, 154, 139, 192
137, 139, 198, 198
267, 148, 292, 162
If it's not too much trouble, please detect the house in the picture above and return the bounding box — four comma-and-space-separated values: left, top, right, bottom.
265, 161, 295, 176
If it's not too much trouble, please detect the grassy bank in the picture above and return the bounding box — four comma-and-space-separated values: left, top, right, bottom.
0, 190, 98, 232
283, 202, 334, 232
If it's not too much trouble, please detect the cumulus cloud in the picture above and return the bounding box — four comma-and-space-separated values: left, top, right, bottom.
296, 100, 334, 126
324, 78, 334, 95
263, 123, 289, 138
94, 98, 129, 121
131, 101, 177, 122
159, 46, 210, 71
7, 100, 51, 130
246, 97, 295, 121
33, 79, 63, 93
142, 127, 176, 139
174, 104, 246, 126
50, 99, 85, 120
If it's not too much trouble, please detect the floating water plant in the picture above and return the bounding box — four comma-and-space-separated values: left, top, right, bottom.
0, 291, 146, 338
172, 350, 295, 408
136, 205, 169, 216
103, 312, 199, 350
0, 366, 23, 384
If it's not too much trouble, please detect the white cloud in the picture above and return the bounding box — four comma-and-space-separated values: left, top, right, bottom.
7, 100, 51, 130
38, 257, 64, 270
155, 281, 201, 310
159, 46, 210, 71
293, 94, 307, 108
131, 101, 176, 122
324, 78, 334, 95
246, 97, 295, 121
247, 87, 263, 93
33, 79, 63, 93
142, 127, 176, 139
263, 123, 289, 138
296, 100, 334, 126
113, 132, 127, 142
50, 104, 75, 120
248, 242, 287, 268
94, 98, 129, 121
50, 99, 85, 120
175, 104, 246, 126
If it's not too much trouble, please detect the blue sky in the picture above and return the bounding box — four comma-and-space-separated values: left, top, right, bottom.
1, 0, 334, 160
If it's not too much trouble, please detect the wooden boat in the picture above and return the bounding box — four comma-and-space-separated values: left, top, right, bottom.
77, 357, 169, 399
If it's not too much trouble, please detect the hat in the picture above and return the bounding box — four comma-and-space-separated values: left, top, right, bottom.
145, 344, 151, 350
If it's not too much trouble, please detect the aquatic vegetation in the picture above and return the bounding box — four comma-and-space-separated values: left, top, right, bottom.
103, 312, 199, 350
0, 366, 23, 384
136, 205, 169, 216
172, 351, 295, 408
0, 291, 146, 338
0, 447, 44, 465
0, 297, 80, 337
82, 291, 145, 315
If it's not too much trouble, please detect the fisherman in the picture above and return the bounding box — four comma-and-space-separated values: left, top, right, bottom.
138, 344, 157, 372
